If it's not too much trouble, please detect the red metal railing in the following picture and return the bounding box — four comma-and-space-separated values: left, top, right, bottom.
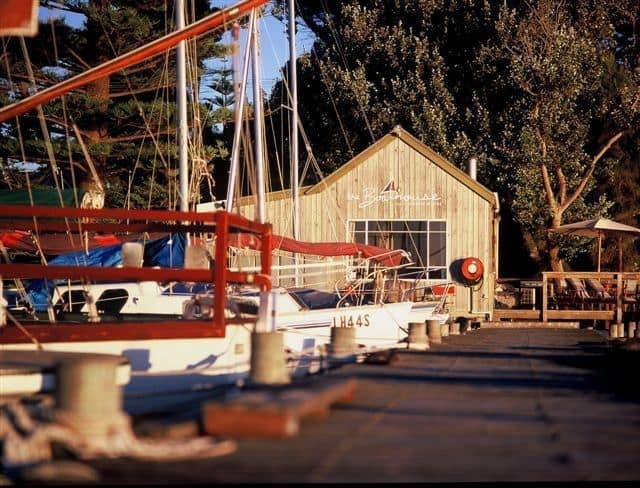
0, 205, 272, 332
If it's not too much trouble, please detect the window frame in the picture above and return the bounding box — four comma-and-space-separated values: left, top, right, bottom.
348, 218, 449, 281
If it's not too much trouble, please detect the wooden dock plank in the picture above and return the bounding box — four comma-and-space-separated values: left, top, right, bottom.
201, 378, 356, 439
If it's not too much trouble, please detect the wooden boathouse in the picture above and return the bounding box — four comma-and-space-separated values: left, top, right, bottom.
210, 125, 500, 321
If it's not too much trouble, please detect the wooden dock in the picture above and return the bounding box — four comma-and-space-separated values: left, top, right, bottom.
76, 327, 640, 483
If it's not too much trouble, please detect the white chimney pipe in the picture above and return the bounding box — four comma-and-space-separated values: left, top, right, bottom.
469, 157, 477, 181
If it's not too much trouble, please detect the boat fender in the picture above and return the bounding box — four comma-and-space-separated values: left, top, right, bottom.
461, 257, 484, 284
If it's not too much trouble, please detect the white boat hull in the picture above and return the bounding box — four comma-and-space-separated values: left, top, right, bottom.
0, 324, 252, 414
0, 351, 131, 400
2, 286, 412, 410
231, 288, 413, 357
50, 281, 196, 318
276, 301, 413, 354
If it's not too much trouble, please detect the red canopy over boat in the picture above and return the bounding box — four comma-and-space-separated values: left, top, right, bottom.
1, 230, 407, 267
0, 230, 120, 254
228, 233, 408, 267
0, 230, 169, 255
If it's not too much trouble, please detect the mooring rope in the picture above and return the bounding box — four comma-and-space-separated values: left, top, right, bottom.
0, 398, 237, 475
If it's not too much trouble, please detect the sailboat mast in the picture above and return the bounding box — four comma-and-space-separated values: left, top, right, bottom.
288, 0, 300, 286
226, 18, 254, 211
176, 0, 189, 212
227, 22, 241, 211
248, 11, 274, 335
251, 12, 266, 224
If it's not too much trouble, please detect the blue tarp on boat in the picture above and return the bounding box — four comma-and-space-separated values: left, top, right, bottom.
24, 233, 187, 311
143, 233, 186, 268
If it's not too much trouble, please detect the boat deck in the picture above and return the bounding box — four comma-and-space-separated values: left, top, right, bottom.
77, 326, 640, 483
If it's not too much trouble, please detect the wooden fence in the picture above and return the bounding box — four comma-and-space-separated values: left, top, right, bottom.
493, 272, 640, 325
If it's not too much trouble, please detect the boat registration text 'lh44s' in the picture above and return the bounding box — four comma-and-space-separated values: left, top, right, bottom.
332, 314, 371, 328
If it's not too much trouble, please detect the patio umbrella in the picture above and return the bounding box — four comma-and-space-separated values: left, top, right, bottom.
549, 217, 640, 272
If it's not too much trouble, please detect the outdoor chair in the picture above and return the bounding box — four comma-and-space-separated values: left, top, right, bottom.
550, 278, 580, 309
623, 279, 638, 312
564, 277, 592, 310
550, 278, 581, 309
584, 278, 615, 310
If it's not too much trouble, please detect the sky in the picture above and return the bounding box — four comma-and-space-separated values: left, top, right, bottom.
213, 1, 315, 90
39, 1, 315, 94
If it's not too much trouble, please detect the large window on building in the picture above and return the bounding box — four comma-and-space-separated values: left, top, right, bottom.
350, 220, 448, 280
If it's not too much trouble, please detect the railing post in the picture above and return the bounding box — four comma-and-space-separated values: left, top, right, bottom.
616, 272, 623, 325
214, 211, 230, 331
542, 273, 548, 323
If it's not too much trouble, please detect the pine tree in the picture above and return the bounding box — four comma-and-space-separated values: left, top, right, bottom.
0, 0, 229, 209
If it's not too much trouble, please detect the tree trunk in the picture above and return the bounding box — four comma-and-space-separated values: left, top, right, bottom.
547, 209, 564, 272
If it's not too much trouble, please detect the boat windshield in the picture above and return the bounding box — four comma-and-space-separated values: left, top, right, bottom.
289, 288, 341, 310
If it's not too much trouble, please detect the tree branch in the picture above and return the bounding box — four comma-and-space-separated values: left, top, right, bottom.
536, 122, 559, 216
559, 131, 625, 214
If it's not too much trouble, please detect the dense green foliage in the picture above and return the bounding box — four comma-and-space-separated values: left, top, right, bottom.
269, 0, 640, 274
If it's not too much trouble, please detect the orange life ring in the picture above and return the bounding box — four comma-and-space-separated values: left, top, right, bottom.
461, 257, 484, 283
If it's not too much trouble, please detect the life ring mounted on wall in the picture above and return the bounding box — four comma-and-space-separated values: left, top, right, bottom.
461, 256, 484, 285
